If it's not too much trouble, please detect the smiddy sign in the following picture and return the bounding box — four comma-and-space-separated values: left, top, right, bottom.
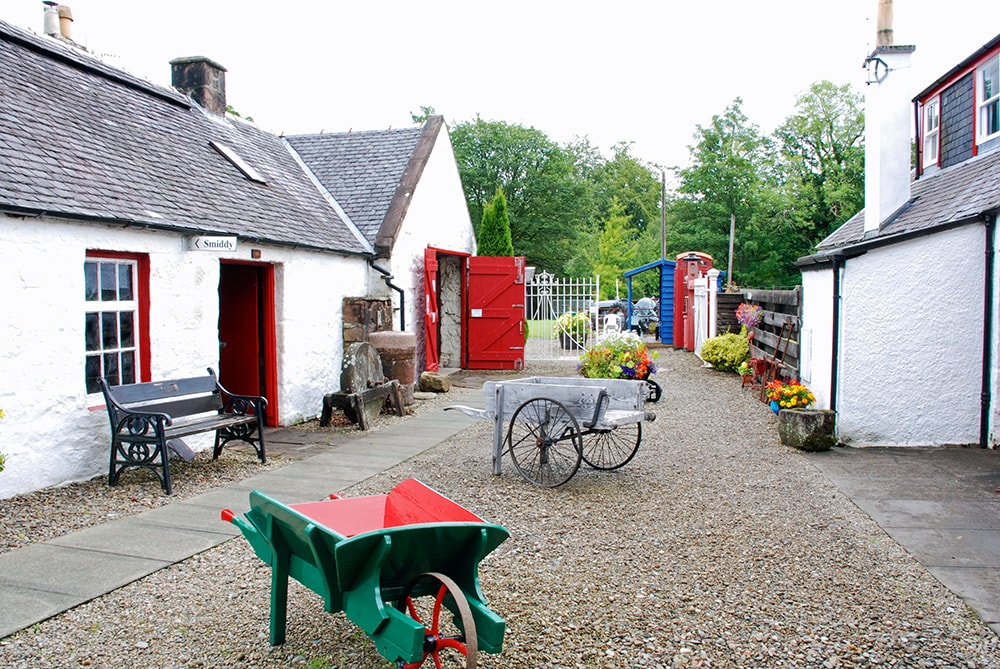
189, 236, 238, 252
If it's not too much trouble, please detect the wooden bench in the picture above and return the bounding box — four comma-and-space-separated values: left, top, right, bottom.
100, 368, 267, 494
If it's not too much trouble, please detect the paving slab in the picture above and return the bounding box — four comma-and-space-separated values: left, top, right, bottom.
0, 584, 84, 638
0, 543, 169, 597
809, 445, 1000, 634
46, 515, 234, 562
137, 501, 244, 536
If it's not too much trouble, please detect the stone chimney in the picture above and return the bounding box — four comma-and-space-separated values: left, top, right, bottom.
863, 0, 915, 235
170, 56, 228, 116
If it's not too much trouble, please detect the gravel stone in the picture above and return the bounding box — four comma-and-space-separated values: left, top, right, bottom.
0, 350, 997, 668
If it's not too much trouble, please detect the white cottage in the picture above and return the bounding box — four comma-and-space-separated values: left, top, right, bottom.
0, 17, 475, 497
796, 26, 1000, 449
286, 121, 477, 373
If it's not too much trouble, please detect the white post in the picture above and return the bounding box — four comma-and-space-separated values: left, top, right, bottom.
707, 268, 720, 340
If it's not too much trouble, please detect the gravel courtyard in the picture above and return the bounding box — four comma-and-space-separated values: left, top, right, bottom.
1, 349, 997, 668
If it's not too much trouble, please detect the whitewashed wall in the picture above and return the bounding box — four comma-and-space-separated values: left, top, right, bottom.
261, 247, 369, 425
837, 224, 984, 446
0, 215, 368, 498
388, 123, 476, 370
799, 268, 835, 410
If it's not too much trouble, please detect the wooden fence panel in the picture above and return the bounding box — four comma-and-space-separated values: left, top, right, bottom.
744, 288, 801, 380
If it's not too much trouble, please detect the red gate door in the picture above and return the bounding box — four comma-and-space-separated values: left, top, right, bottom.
464, 256, 525, 370
423, 248, 440, 372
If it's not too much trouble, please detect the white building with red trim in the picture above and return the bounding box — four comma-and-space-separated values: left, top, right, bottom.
0, 18, 475, 498
797, 31, 1000, 448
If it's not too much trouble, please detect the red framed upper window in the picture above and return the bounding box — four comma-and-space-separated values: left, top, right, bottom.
978, 55, 1000, 144
922, 97, 940, 169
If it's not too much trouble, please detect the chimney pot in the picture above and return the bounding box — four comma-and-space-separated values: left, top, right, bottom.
42, 2, 59, 36
170, 56, 228, 116
58, 5, 73, 41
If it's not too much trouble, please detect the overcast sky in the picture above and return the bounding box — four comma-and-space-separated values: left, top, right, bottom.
5, 1, 1000, 172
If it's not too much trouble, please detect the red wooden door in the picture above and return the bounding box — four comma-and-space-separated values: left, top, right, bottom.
219, 262, 278, 424
464, 256, 525, 370
423, 248, 440, 372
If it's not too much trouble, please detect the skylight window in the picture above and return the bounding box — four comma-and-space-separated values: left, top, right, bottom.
210, 141, 266, 184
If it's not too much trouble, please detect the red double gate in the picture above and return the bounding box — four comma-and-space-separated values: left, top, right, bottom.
424, 249, 525, 371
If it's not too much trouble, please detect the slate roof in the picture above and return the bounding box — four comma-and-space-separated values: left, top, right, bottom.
0, 20, 370, 255
286, 117, 442, 255
804, 146, 1000, 260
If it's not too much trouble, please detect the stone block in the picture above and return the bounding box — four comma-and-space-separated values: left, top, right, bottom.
418, 371, 451, 393
778, 409, 837, 452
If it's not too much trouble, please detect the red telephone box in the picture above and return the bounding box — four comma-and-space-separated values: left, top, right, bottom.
673, 252, 713, 351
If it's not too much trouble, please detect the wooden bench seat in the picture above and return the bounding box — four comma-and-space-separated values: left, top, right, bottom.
100, 368, 267, 494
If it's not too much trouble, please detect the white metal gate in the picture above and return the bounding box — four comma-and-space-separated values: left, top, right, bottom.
524, 271, 600, 360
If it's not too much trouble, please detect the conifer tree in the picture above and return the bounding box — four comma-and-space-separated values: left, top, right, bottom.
477, 188, 514, 256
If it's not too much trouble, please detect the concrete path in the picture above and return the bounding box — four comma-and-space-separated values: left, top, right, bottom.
810, 445, 1000, 636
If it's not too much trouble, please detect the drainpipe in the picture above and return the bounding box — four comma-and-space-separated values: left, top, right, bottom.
830, 253, 844, 414
980, 214, 995, 448
369, 258, 405, 331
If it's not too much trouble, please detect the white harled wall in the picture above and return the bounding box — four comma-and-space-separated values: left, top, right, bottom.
837, 225, 984, 446
799, 268, 835, 410
388, 124, 476, 369
0, 215, 368, 498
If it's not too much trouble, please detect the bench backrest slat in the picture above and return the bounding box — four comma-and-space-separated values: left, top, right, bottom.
107, 376, 218, 404
129, 394, 224, 418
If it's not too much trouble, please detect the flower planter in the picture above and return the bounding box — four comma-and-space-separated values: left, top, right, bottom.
559, 333, 583, 350
777, 409, 836, 452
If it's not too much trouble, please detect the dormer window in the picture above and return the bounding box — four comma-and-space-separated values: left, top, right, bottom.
922, 98, 940, 168
978, 55, 1000, 143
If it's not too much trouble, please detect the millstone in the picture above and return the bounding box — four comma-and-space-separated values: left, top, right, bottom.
341, 342, 387, 425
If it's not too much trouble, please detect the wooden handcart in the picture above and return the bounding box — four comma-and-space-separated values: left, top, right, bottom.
446, 376, 657, 487
223, 478, 508, 668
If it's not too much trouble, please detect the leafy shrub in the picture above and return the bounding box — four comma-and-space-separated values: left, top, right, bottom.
699, 332, 749, 372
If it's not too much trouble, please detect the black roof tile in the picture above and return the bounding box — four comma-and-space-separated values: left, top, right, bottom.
286, 122, 434, 252
0, 20, 369, 255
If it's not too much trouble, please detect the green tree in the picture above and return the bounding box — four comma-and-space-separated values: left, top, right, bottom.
673, 98, 778, 287
775, 81, 865, 246
592, 142, 663, 237
477, 188, 514, 256
585, 199, 640, 298
450, 117, 594, 274
410, 105, 437, 124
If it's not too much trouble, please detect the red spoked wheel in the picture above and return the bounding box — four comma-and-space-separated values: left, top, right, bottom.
396, 572, 478, 669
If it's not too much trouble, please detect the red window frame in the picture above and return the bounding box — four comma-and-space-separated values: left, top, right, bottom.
85, 250, 151, 394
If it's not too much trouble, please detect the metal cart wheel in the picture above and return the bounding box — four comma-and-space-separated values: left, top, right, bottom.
505, 398, 582, 487
581, 422, 642, 470
396, 572, 478, 669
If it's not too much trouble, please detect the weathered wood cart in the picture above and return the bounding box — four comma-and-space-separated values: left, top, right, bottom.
222, 478, 508, 668
446, 376, 657, 487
